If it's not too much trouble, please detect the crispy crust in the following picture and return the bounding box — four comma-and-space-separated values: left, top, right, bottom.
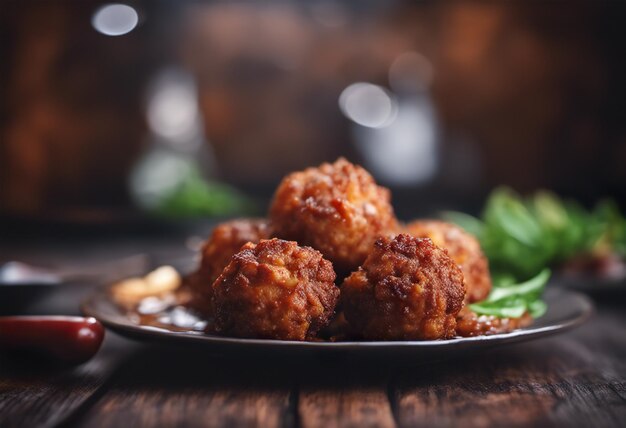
199, 218, 272, 283
212, 238, 339, 341
269, 158, 399, 274
185, 218, 272, 314
340, 234, 466, 340
405, 220, 492, 303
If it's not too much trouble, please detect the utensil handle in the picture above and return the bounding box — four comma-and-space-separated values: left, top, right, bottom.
0, 316, 105, 364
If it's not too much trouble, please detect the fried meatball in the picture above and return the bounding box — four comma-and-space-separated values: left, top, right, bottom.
455, 307, 532, 337
269, 158, 399, 274
341, 234, 465, 340
185, 218, 272, 312
212, 238, 339, 341
405, 220, 492, 303
199, 218, 272, 284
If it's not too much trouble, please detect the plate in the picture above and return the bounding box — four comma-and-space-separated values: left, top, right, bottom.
82, 286, 593, 360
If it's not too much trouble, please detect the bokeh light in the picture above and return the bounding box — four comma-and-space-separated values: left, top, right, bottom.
91, 4, 138, 36
354, 100, 438, 185
147, 70, 200, 147
339, 83, 398, 128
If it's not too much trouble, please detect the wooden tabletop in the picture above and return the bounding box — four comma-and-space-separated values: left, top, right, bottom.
1, 232, 625, 428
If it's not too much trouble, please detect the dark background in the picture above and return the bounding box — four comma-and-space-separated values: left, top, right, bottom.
2, 0, 625, 222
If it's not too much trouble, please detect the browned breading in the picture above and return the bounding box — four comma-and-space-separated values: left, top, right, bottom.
269, 158, 399, 275
199, 218, 272, 284
212, 238, 339, 341
405, 220, 492, 303
340, 234, 466, 340
185, 218, 272, 314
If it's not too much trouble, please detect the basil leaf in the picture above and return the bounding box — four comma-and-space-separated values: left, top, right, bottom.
485, 269, 551, 303
484, 188, 543, 247
442, 188, 625, 320
528, 300, 548, 318
468, 269, 550, 319
491, 272, 517, 287
532, 191, 569, 230
469, 298, 527, 318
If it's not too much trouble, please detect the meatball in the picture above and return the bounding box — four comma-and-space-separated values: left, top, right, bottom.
405, 220, 492, 303
212, 238, 339, 341
198, 218, 272, 284
269, 158, 398, 274
455, 307, 532, 337
341, 234, 466, 340
185, 218, 272, 312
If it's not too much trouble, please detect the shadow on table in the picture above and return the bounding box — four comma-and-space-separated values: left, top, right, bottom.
99, 326, 604, 392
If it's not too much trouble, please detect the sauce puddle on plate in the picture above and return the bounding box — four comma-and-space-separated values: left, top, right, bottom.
117, 291, 533, 340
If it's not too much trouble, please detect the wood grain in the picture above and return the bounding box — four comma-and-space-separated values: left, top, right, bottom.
0, 334, 136, 428
296, 357, 397, 428
70, 345, 294, 428
299, 389, 396, 428
2, 238, 625, 428
74, 387, 290, 428
393, 304, 626, 428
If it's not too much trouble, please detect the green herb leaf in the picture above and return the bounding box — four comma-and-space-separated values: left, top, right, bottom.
444, 188, 625, 319
468, 269, 551, 319
469, 298, 527, 318
484, 188, 543, 247
528, 300, 548, 318
486, 269, 551, 302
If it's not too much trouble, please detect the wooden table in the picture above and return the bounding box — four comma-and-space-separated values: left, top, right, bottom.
1, 232, 625, 428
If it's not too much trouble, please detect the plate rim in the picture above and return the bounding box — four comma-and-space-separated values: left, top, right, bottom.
81, 285, 594, 350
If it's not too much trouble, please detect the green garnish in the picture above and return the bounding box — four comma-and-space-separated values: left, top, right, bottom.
468, 269, 550, 318
444, 187, 625, 319
155, 167, 254, 217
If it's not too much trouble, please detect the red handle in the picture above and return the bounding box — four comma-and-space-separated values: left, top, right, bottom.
0, 316, 105, 364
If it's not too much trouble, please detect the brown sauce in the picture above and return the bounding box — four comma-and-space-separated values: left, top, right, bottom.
127, 292, 210, 333
119, 292, 533, 340
455, 307, 533, 338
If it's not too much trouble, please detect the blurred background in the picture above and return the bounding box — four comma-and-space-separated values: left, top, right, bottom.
2, 0, 625, 225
